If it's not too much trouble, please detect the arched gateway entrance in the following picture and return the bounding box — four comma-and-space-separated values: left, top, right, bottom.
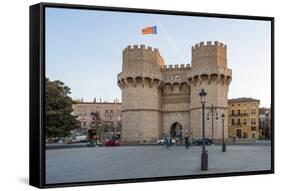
170, 122, 183, 140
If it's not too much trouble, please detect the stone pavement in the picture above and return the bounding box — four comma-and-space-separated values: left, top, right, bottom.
46, 145, 271, 184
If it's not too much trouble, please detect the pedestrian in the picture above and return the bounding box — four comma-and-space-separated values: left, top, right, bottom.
185, 135, 190, 149
165, 136, 171, 149
175, 136, 178, 146
164, 136, 169, 148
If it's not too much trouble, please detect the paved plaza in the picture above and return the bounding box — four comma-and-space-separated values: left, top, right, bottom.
46, 144, 271, 184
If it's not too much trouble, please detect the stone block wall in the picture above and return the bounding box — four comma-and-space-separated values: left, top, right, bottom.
118, 42, 232, 143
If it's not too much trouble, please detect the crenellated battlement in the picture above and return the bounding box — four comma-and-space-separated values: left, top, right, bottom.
192, 41, 227, 50
122, 44, 165, 72
192, 41, 227, 68
162, 64, 191, 70
123, 44, 160, 54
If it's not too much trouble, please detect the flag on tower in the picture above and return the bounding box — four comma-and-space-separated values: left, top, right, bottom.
142, 26, 157, 35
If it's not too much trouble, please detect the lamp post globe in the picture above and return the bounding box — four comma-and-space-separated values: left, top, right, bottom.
199, 89, 207, 104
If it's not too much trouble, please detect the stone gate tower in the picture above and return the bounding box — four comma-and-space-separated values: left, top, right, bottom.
189, 42, 232, 140
117, 45, 164, 142
118, 42, 232, 143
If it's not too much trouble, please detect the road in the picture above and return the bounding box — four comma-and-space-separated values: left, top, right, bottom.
46, 144, 271, 184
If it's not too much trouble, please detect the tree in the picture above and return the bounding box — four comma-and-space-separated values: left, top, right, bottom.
45, 78, 80, 138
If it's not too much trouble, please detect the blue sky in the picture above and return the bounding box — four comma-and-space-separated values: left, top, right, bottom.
46, 8, 271, 107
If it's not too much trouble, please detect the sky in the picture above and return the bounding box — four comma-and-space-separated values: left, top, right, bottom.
45, 7, 271, 107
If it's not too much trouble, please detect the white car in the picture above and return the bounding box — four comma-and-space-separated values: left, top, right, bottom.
156, 139, 165, 144
156, 138, 176, 144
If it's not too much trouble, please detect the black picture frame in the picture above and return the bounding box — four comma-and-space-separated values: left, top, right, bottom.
29, 2, 275, 188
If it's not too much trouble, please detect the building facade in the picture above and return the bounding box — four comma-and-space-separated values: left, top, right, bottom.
259, 107, 271, 139
117, 41, 232, 143
72, 101, 122, 140
228, 98, 260, 139
265, 110, 271, 139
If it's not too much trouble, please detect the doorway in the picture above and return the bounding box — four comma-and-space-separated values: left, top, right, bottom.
170, 122, 183, 139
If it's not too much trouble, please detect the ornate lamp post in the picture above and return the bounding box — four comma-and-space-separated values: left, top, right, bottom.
199, 89, 208, 171
221, 113, 226, 152
207, 104, 218, 144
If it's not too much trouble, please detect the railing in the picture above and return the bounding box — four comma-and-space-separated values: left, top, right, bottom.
232, 123, 243, 126
229, 113, 248, 117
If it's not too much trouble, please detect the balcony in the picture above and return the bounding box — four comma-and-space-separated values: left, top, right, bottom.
229, 113, 248, 117
231, 123, 243, 127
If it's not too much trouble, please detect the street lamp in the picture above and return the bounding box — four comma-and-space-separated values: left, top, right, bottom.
207, 104, 218, 144
199, 89, 208, 171
221, 113, 226, 152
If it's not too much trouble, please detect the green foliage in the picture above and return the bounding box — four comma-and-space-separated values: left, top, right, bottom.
45, 78, 80, 138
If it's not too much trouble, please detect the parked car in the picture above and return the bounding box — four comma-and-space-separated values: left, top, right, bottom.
75, 135, 87, 142
87, 140, 102, 147
66, 139, 74, 144
156, 139, 165, 144
156, 138, 176, 145
192, 138, 213, 145
105, 139, 120, 146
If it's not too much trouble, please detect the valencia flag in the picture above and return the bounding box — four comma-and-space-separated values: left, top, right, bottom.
142, 26, 157, 35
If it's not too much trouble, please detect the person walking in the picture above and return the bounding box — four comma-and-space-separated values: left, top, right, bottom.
184, 136, 190, 149
164, 136, 169, 149
184, 129, 191, 150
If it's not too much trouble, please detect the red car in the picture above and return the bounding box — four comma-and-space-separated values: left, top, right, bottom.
105, 139, 120, 146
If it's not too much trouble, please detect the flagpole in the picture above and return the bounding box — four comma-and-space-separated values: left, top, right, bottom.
141, 26, 156, 47
152, 15, 186, 64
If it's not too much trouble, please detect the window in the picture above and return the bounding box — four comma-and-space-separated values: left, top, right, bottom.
243, 118, 247, 125
82, 122, 86, 127
237, 118, 241, 125
106, 121, 113, 127
252, 134, 256, 139
232, 110, 234, 115
236, 129, 242, 138
251, 109, 256, 114
232, 119, 235, 125
237, 109, 240, 115
251, 118, 256, 125
251, 126, 256, 131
